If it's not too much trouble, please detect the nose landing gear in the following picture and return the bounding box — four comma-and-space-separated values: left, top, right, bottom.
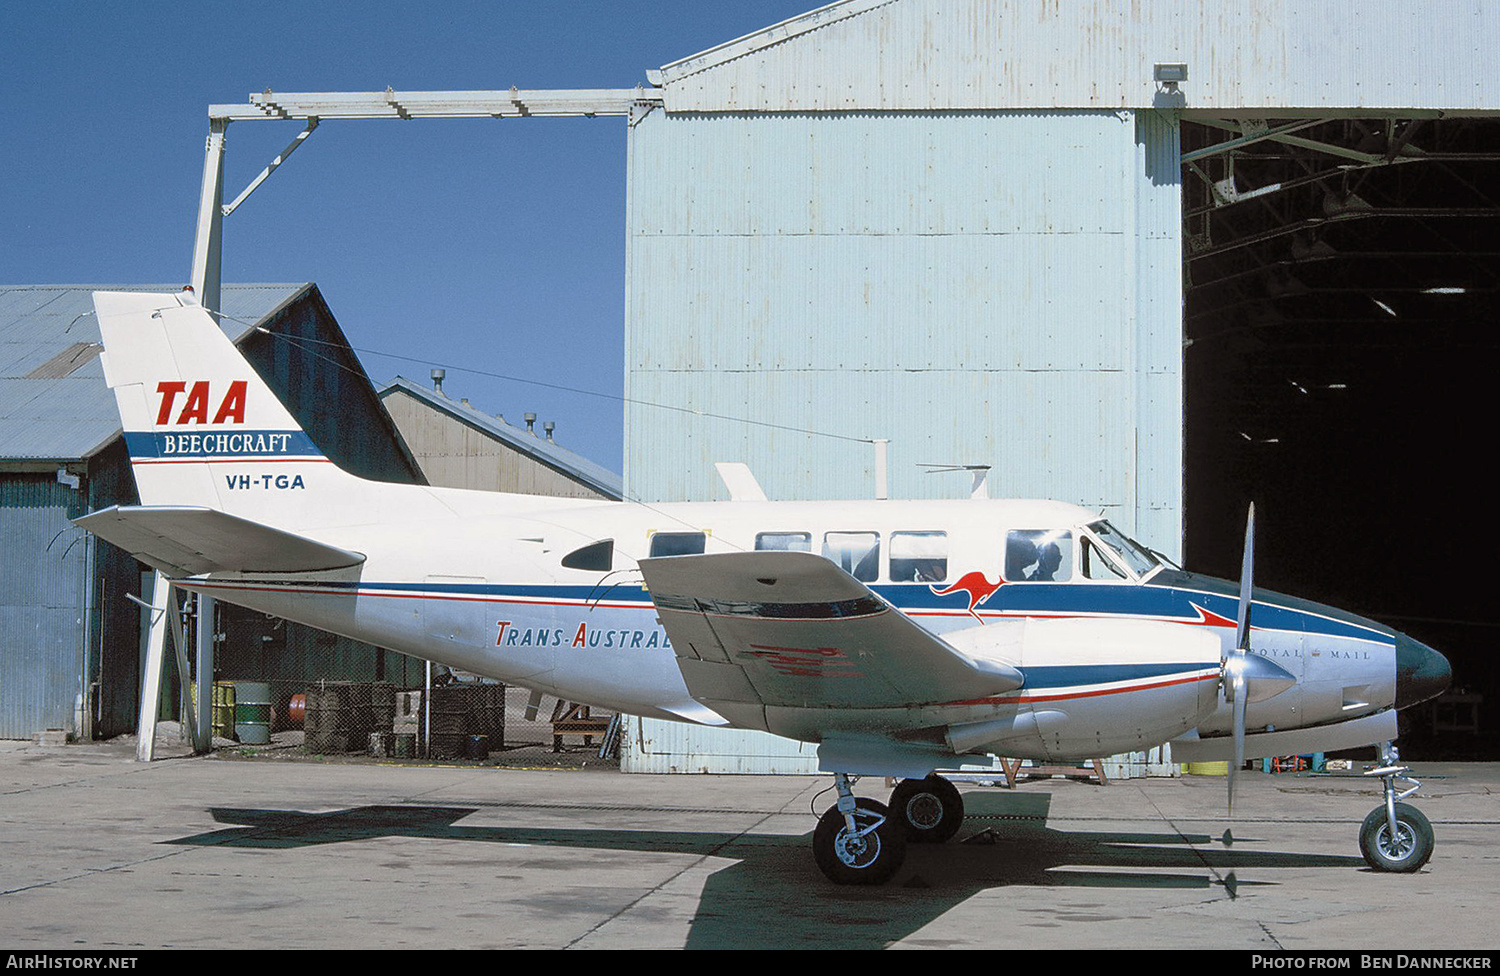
1359, 742, 1434, 873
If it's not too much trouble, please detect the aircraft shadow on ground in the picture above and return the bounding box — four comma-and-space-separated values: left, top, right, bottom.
167, 790, 1365, 949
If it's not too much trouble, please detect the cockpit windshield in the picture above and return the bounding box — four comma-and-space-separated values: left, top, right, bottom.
1085, 520, 1161, 579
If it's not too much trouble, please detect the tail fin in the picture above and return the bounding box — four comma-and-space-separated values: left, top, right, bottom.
95, 290, 370, 530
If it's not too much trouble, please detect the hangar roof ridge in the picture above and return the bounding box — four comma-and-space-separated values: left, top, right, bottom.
650, 0, 1500, 114
658, 0, 888, 84
378, 375, 623, 500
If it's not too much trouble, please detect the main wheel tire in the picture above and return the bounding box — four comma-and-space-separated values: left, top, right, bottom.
1359, 802, 1434, 873
813, 797, 907, 885
889, 774, 965, 844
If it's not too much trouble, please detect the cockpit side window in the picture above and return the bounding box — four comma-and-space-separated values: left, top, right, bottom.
1080, 536, 1128, 580
1005, 529, 1073, 582
1086, 520, 1159, 578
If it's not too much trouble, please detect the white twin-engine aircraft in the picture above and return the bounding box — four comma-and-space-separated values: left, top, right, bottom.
79, 291, 1452, 884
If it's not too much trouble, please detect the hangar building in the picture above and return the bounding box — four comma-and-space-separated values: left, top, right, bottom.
619, 0, 1499, 767
623, 0, 1498, 560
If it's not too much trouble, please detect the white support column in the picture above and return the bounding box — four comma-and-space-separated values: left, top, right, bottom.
164, 592, 198, 747
872, 439, 889, 500
190, 117, 228, 316
194, 595, 214, 753
135, 572, 172, 762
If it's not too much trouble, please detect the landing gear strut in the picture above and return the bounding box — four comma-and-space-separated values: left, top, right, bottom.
1359, 741, 1434, 873
813, 773, 907, 884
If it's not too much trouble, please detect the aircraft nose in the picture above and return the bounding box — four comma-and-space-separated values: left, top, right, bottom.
1395, 633, 1452, 709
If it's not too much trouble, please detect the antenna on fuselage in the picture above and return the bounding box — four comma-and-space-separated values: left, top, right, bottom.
920, 463, 991, 499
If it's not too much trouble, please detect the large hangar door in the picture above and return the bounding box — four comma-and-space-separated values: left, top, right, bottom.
1182, 117, 1500, 754
626, 107, 1183, 557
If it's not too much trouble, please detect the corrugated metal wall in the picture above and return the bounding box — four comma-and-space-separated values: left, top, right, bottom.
0, 474, 87, 738
658, 0, 1500, 113
625, 107, 1182, 554
623, 718, 820, 775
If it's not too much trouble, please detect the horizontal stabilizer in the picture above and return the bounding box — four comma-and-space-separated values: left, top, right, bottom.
75, 505, 365, 575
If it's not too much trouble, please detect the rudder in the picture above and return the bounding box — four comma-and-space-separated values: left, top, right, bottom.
94, 290, 362, 530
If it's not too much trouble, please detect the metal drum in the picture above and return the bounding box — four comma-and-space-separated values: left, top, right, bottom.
233, 681, 271, 745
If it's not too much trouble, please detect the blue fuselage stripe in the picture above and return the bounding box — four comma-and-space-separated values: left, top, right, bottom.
205, 572, 1392, 646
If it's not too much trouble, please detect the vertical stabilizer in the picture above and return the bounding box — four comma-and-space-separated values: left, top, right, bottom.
93, 291, 385, 531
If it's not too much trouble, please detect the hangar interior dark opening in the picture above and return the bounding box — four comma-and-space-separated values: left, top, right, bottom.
1180, 115, 1500, 758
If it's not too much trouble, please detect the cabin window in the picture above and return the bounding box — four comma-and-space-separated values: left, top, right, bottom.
823, 531, 881, 582
756, 531, 812, 552
1005, 529, 1073, 582
890, 531, 948, 583
561, 539, 614, 572
649, 531, 706, 557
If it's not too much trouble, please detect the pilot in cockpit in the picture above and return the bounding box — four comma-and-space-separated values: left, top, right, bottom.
1029, 541, 1062, 581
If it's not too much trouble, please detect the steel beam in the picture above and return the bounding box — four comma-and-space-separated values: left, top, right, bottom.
222, 118, 319, 217
189, 118, 227, 315
211, 87, 662, 122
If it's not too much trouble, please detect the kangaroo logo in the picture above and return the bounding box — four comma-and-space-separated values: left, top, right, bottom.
931, 571, 1005, 623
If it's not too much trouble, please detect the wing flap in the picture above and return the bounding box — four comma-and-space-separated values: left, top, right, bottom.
639, 551, 1022, 718
76, 505, 365, 575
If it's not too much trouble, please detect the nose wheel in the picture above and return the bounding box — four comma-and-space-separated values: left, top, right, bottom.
1359, 742, 1434, 873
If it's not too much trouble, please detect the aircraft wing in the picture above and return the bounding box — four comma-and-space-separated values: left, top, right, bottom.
638, 551, 1023, 726
75, 505, 365, 576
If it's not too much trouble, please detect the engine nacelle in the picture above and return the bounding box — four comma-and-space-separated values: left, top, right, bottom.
945, 616, 1222, 761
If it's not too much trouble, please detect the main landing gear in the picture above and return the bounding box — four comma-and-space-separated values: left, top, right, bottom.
1359, 741, 1434, 873
813, 773, 967, 884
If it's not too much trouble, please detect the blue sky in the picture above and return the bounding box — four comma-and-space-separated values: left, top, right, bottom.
2, 1, 817, 470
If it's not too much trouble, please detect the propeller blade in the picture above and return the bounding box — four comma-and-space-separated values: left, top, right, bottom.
1228, 503, 1256, 816
1235, 502, 1255, 653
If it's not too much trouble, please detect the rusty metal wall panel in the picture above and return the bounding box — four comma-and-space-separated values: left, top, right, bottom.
659, 0, 1500, 113
624, 108, 1183, 555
